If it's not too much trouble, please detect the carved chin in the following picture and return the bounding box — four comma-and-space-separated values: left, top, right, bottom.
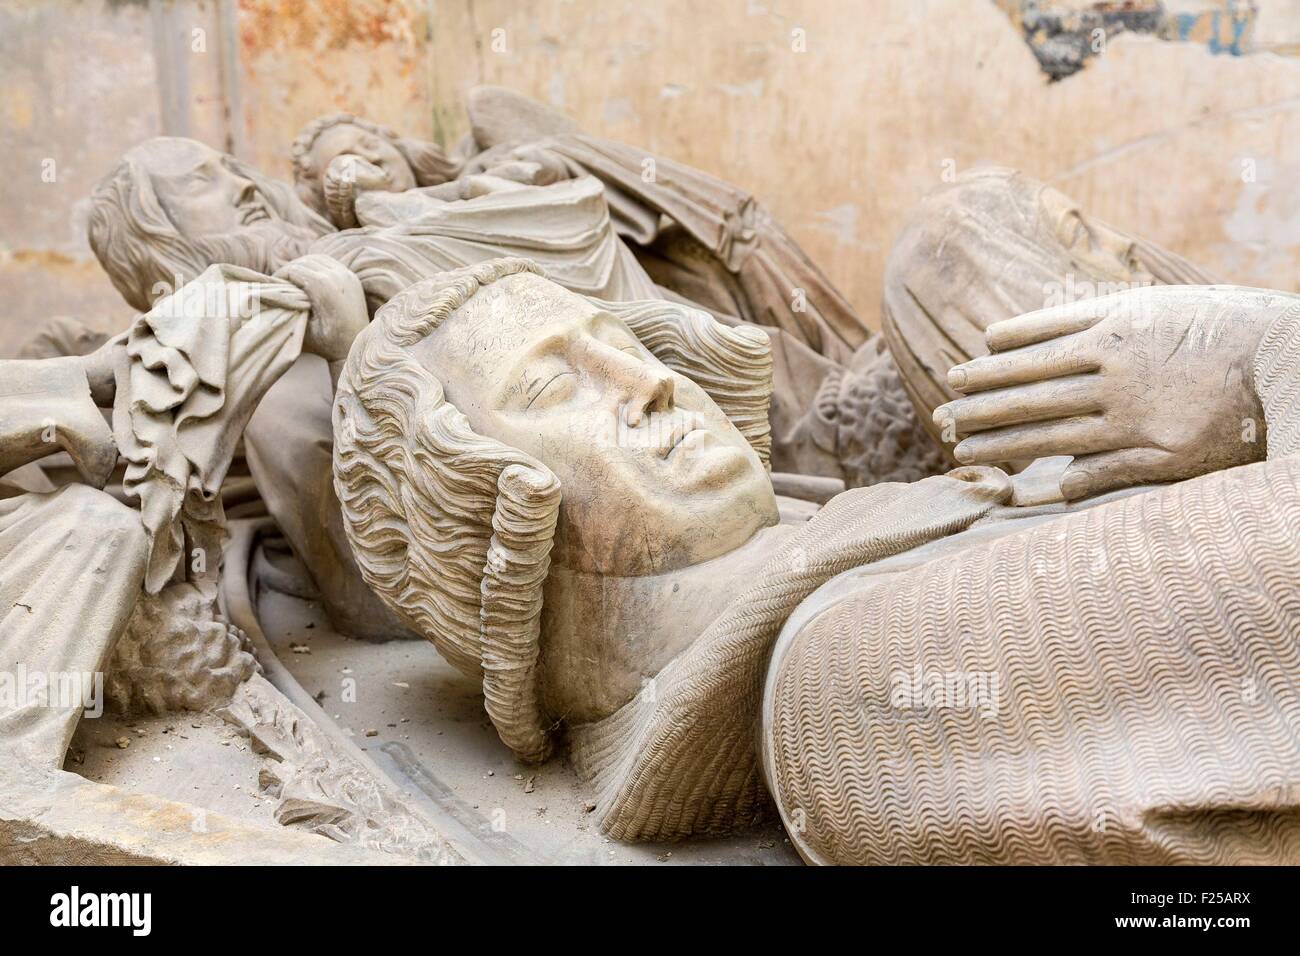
555, 480, 774, 578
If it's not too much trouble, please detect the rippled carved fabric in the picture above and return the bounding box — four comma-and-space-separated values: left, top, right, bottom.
517, 133, 871, 364
768, 454, 1300, 864
1255, 302, 1300, 459
764, 309, 1300, 864
569, 469, 1011, 841
314, 176, 657, 314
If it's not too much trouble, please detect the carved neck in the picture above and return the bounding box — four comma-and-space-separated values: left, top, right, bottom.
538, 523, 793, 724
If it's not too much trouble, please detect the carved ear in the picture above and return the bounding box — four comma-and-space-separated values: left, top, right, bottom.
479, 463, 562, 763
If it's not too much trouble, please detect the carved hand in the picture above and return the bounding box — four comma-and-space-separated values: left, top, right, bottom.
489, 143, 570, 187
934, 286, 1295, 499
0, 356, 118, 486
322, 154, 391, 228
275, 255, 369, 364
463, 142, 570, 187
457, 173, 531, 198
324, 152, 390, 191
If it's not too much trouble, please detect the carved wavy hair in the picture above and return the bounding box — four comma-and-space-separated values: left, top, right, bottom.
333, 257, 772, 762
291, 113, 464, 214
87, 139, 333, 312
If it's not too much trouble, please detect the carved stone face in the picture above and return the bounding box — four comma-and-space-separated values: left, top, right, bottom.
140, 138, 279, 237
415, 273, 777, 576
308, 122, 417, 193
1038, 183, 1154, 285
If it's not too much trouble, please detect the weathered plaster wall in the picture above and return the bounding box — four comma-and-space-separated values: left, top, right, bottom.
994, 0, 1300, 78
235, 0, 437, 174
0, 0, 234, 352
2, 0, 1298, 356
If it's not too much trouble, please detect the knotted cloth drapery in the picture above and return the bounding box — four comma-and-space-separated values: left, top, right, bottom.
111, 264, 310, 594
0, 265, 308, 766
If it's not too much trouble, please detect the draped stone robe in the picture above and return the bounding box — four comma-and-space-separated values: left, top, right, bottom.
0, 266, 310, 766
571, 300, 1300, 864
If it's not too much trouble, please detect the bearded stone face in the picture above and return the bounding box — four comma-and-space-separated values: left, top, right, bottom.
145, 138, 280, 237
90, 137, 331, 310
131, 138, 323, 268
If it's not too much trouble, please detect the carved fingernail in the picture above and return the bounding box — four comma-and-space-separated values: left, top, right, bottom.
953, 443, 973, 464
948, 368, 967, 389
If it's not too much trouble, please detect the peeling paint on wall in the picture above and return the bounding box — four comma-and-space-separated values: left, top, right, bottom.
998, 1, 1166, 81
996, 1, 1283, 81
234, 0, 434, 177
1169, 5, 1256, 53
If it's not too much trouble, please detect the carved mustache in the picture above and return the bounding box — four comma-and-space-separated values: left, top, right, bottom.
238, 195, 272, 225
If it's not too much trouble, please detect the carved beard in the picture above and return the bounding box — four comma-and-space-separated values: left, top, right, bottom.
189, 218, 322, 277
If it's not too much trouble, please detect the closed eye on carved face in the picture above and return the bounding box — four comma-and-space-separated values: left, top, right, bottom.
505, 311, 659, 413
524, 366, 577, 410
309, 123, 417, 192
142, 138, 270, 237
416, 272, 777, 576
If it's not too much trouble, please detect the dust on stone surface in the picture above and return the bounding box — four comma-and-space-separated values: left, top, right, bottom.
259, 588, 799, 865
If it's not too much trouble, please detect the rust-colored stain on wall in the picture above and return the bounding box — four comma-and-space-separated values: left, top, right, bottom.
234, 0, 432, 181
238, 0, 425, 55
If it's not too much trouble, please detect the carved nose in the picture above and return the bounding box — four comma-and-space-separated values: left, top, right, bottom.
625, 368, 674, 427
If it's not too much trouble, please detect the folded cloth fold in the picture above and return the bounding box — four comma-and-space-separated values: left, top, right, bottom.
111, 264, 310, 594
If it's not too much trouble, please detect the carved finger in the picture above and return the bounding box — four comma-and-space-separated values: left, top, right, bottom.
985, 302, 1111, 352
952, 415, 1119, 465
60, 412, 119, 489
948, 338, 1098, 393
936, 375, 1106, 434
1059, 446, 1181, 500
79, 336, 125, 407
